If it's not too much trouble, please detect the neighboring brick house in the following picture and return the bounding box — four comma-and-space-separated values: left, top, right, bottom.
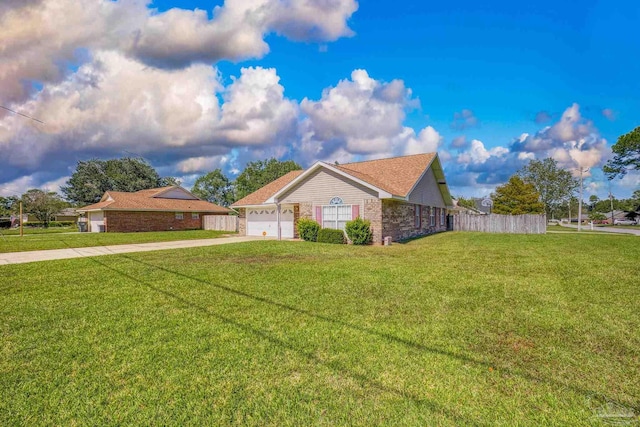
76, 186, 231, 232
231, 153, 453, 243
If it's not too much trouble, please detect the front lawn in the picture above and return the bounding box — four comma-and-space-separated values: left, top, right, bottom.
0, 229, 232, 253
1, 232, 638, 425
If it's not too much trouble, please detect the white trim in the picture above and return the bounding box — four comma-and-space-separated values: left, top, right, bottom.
76, 208, 228, 213
266, 161, 392, 203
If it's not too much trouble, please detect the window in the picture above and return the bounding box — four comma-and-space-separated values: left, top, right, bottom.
414, 205, 421, 228
430, 207, 435, 226
175, 212, 184, 220
440, 208, 445, 226
322, 205, 352, 230
192, 212, 199, 220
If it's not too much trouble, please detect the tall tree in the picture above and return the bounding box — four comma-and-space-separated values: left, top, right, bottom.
62, 157, 165, 205
191, 169, 232, 206
517, 158, 578, 219
233, 158, 302, 202
21, 189, 66, 227
491, 176, 545, 215
0, 196, 19, 217
604, 126, 640, 179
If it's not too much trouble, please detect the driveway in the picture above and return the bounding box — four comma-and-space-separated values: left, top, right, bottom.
0, 235, 277, 266
558, 223, 640, 236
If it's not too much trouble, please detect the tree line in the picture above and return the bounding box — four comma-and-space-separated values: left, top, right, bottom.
0, 157, 302, 227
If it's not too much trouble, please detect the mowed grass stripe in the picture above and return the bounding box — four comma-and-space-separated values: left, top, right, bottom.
0, 229, 232, 253
1, 232, 638, 425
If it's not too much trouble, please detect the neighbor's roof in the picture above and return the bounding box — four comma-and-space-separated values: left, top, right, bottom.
232, 170, 304, 206
232, 153, 452, 207
77, 186, 231, 213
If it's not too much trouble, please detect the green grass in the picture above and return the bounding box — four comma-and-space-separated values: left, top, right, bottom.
0, 229, 233, 253
1, 232, 638, 425
0, 226, 77, 235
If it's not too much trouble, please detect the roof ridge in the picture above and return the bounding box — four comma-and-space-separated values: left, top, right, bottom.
338, 152, 435, 166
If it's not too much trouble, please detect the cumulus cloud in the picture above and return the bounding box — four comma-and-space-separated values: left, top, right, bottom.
297, 69, 415, 162
450, 135, 468, 149
216, 67, 298, 146
446, 103, 611, 195
403, 126, 443, 155
0, 0, 358, 105
450, 109, 478, 130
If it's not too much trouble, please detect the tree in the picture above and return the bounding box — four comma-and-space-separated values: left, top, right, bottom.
21, 189, 66, 227
517, 158, 578, 219
604, 126, 640, 179
0, 196, 19, 217
233, 158, 302, 202
191, 169, 232, 206
160, 176, 181, 187
62, 157, 166, 205
588, 211, 606, 222
491, 176, 545, 215
455, 196, 476, 210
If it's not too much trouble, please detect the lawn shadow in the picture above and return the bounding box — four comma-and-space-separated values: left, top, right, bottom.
86, 254, 482, 426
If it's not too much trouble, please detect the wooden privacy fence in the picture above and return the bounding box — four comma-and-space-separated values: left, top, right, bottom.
203, 215, 238, 232
453, 213, 546, 234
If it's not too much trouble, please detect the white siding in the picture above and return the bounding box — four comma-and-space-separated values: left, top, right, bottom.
278, 169, 377, 206
407, 168, 445, 207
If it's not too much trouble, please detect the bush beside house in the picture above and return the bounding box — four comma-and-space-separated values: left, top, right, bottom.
345, 217, 372, 245
317, 228, 346, 244
297, 218, 320, 242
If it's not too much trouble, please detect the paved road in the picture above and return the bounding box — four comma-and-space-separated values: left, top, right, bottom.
0, 236, 276, 266
558, 223, 640, 236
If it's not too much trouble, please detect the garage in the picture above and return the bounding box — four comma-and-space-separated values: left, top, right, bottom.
246, 205, 294, 238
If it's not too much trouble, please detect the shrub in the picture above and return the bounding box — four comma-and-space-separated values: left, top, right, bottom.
297, 218, 320, 242
317, 228, 345, 244
0, 219, 11, 229
345, 217, 372, 245
25, 221, 75, 228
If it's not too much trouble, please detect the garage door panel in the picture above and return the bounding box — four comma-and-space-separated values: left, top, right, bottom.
246, 206, 294, 238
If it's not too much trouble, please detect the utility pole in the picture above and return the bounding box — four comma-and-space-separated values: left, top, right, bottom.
19, 200, 23, 237
609, 184, 614, 226
577, 167, 589, 232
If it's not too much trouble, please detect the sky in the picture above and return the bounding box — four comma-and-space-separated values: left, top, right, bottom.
1, 0, 639, 200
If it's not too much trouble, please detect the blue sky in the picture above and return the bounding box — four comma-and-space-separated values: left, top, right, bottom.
1, 0, 638, 199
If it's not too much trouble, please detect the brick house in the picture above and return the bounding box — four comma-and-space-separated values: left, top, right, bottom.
76, 186, 231, 232
231, 153, 453, 243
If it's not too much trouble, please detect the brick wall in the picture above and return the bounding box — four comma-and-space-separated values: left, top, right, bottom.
381, 201, 446, 242
105, 211, 205, 232
364, 199, 383, 244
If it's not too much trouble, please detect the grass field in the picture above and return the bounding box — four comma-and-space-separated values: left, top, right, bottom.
1, 232, 638, 425
0, 229, 232, 253
0, 225, 77, 235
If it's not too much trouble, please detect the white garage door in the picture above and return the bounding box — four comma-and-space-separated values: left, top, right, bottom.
247, 206, 294, 238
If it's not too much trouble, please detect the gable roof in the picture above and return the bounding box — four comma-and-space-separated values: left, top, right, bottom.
77, 186, 231, 213
232, 153, 453, 207
231, 170, 304, 206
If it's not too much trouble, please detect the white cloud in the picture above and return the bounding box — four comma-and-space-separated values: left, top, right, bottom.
216, 67, 298, 146
403, 126, 443, 155
299, 69, 415, 159
0, 0, 358, 106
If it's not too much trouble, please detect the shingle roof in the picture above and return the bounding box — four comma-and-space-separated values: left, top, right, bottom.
232, 153, 442, 207
335, 153, 436, 197
232, 170, 304, 206
77, 186, 231, 213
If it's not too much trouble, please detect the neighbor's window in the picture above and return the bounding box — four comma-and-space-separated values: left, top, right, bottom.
192, 212, 199, 219
175, 212, 184, 220
430, 207, 435, 226
322, 205, 352, 230
440, 208, 445, 225
414, 205, 421, 228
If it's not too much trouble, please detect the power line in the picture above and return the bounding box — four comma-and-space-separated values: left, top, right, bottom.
0, 105, 45, 124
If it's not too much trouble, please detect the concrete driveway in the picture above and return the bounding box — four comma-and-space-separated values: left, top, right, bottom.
0, 235, 276, 266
